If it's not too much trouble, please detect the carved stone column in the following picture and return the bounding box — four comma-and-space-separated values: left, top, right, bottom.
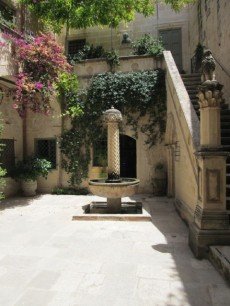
103, 107, 122, 212
198, 81, 222, 148
104, 107, 122, 182
189, 80, 230, 258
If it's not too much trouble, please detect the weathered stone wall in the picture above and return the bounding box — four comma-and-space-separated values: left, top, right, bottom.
163, 51, 200, 223
59, 3, 190, 72
0, 54, 166, 195
0, 93, 22, 196
188, 0, 230, 105
76, 56, 166, 194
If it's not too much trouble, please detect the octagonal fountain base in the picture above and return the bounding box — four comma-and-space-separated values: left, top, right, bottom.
86, 201, 142, 214
72, 178, 151, 221
72, 200, 151, 222
89, 178, 140, 213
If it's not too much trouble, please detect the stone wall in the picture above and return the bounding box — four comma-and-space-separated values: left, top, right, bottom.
0, 54, 166, 195
59, 3, 190, 72
188, 0, 230, 105
0, 93, 22, 196
75, 56, 166, 194
163, 51, 200, 223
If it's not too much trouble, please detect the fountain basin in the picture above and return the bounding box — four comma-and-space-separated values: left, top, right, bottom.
89, 178, 140, 198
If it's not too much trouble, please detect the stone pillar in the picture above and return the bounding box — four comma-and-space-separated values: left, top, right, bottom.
104, 107, 122, 182
199, 84, 222, 148
103, 107, 122, 213
189, 80, 230, 258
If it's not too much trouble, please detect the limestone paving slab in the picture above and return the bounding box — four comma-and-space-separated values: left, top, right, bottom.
0, 194, 229, 306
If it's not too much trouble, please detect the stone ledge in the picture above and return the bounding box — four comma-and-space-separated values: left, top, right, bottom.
209, 245, 230, 284
72, 201, 151, 221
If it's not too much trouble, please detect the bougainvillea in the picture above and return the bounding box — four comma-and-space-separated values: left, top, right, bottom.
6, 32, 72, 117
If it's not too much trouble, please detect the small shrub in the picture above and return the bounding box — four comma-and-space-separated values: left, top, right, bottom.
105, 49, 120, 71
131, 34, 164, 57
52, 187, 89, 195
68, 44, 105, 64
11, 156, 52, 182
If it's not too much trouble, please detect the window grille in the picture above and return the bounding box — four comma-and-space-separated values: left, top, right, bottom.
68, 39, 86, 55
0, 139, 15, 176
35, 139, 56, 169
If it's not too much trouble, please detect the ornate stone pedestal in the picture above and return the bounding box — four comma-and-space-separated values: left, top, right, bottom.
189, 79, 230, 258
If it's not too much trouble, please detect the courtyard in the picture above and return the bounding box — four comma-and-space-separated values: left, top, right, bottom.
0, 194, 229, 306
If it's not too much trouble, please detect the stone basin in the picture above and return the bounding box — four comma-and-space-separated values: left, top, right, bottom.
89, 178, 140, 198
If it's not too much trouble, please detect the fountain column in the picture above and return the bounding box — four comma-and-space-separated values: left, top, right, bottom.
104, 107, 122, 212
88, 106, 140, 214
104, 107, 122, 181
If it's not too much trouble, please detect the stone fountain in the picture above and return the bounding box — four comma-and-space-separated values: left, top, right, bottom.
88, 107, 140, 213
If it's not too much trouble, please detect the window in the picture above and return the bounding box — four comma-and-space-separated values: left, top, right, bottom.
0, 139, 15, 176
93, 137, 107, 167
68, 39, 86, 55
35, 139, 56, 169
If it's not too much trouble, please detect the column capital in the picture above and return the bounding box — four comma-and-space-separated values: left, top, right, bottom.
103, 107, 122, 123
198, 80, 223, 108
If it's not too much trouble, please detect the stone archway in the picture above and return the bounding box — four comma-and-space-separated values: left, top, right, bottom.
165, 113, 177, 197
120, 134, 136, 178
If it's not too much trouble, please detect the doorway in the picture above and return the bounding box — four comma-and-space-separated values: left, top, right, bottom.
120, 135, 136, 178
159, 28, 183, 71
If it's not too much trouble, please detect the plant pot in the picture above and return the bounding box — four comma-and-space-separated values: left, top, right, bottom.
21, 180, 37, 197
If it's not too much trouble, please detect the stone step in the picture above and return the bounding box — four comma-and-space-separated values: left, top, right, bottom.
226, 174, 230, 184
226, 185, 230, 196
221, 115, 230, 121
221, 137, 230, 145
221, 122, 230, 128
226, 164, 230, 172
182, 81, 200, 86
189, 94, 198, 99
181, 73, 200, 79
226, 197, 230, 210
184, 84, 200, 88
187, 88, 198, 92
222, 107, 229, 113
209, 246, 230, 284
221, 129, 230, 137
221, 104, 229, 110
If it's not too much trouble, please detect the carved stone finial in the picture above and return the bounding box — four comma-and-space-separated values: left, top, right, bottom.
103, 107, 122, 123
197, 80, 223, 108
198, 89, 222, 108
201, 49, 216, 82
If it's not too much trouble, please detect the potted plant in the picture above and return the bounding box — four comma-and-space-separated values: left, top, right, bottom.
152, 162, 167, 196
11, 156, 52, 196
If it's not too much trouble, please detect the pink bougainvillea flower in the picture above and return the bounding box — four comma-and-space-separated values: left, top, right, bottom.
5, 31, 73, 117
35, 82, 43, 89
12, 103, 19, 109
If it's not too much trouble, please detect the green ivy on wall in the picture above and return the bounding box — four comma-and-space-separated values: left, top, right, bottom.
60, 69, 166, 186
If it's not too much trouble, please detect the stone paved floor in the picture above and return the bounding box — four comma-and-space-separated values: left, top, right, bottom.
0, 194, 229, 306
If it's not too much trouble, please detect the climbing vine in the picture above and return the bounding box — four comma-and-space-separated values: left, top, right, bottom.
60, 69, 166, 186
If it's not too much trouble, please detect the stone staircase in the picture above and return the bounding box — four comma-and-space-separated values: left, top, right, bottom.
181, 73, 201, 115
182, 73, 230, 285
181, 73, 230, 214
